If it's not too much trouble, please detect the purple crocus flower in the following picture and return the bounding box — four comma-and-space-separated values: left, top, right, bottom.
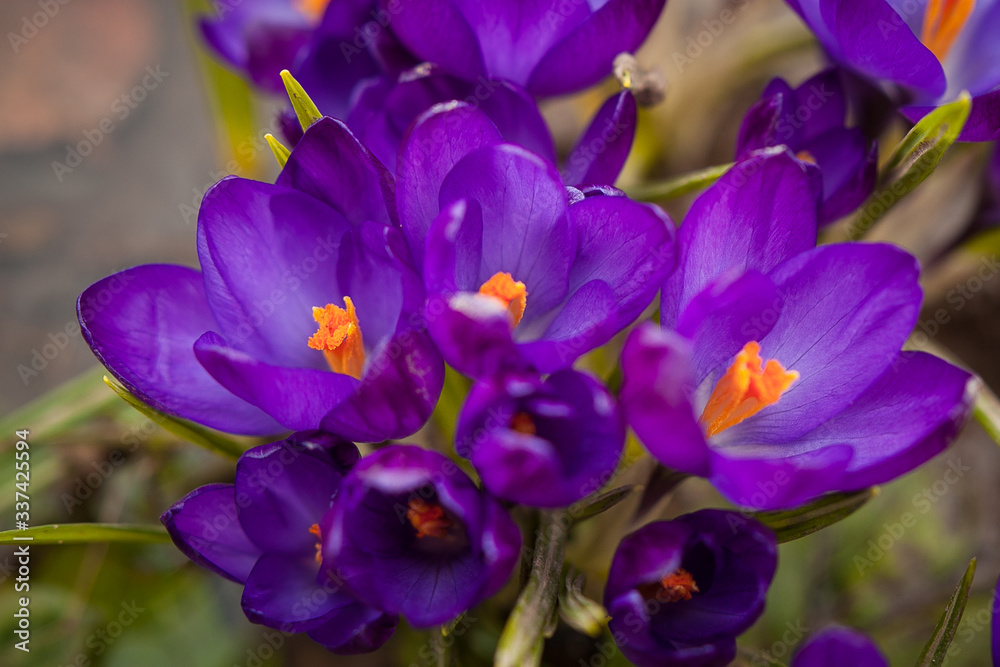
386, 0, 667, 97
321, 445, 521, 628
79, 118, 443, 441
791, 627, 888, 667
785, 0, 1000, 140
604, 509, 778, 667
397, 102, 675, 378
200, 0, 391, 118
454, 369, 625, 507
161, 431, 397, 653
621, 149, 978, 509
737, 68, 877, 223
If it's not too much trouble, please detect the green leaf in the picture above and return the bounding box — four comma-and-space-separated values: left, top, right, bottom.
626, 162, 733, 202
265, 133, 291, 168
558, 571, 607, 638
915, 558, 977, 667
103, 376, 249, 461
0, 523, 169, 545
281, 69, 323, 131
569, 485, 635, 523
850, 93, 972, 238
974, 385, 1000, 447
750, 487, 877, 543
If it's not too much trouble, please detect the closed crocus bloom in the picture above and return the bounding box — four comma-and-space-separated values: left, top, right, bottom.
397, 102, 675, 378
200, 0, 386, 118
160, 431, 397, 653
79, 118, 443, 441
736, 68, 877, 224
386, 0, 668, 97
321, 445, 521, 628
785, 0, 1000, 140
604, 510, 778, 667
791, 627, 888, 667
454, 369, 625, 507
621, 149, 979, 509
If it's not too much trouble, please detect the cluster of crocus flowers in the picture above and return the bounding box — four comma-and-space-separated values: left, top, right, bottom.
74, 0, 995, 661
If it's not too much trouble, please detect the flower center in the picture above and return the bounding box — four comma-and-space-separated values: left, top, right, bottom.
308, 297, 365, 379
659, 568, 700, 602
309, 523, 322, 564
921, 0, 975, 61
698, 341, 798, 438
479, 272, 528, 328
406, 498, 452, 539
510, 412, 536, 435
294, 0, 331, 22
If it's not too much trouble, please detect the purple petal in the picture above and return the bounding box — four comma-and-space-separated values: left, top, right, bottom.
78, 264, 282, 435
307, 605, 398, 654
791, 627, 888, 667
426, 294, 525, 379
275, 118, 396, 227
662, 148, 820, 327
527, 0, 667, 96
388, 0, 485, 81
620, 325, 712, 477
563, 91, 637, 187
805, 129, 878, 223
241, 554, 341, 631
397, 102, 502, 267
160, 483, 261, 584
902, 89, 1000, 142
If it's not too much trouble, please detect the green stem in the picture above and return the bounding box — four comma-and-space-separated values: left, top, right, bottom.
625, 162, 733, 202
495, 510, 569, 667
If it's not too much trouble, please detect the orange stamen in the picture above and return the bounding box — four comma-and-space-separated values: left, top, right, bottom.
479, 272, 528, 328
309, 523, 322, 564
795, 150, 817, 165
921, 0, 975, 61
510, 412, 536, 436
699, 341, 798, 438
406, 498, 452, 539
660, 568, 700, 602
308, 297, 365, 379
294, 0, 331, 22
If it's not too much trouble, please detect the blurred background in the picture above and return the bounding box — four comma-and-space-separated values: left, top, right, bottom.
1, 0, 999, 665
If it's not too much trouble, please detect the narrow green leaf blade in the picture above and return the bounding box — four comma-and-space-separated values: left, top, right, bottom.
851, 93, 972, 237
750, 487, 877, 543
915, 558, 977, 667
0, 366, 120, 441
281, 69, 323, 131
974, 386, 1000, 447
570, 485, 635, 523
626, 162, 733, 202
103, 376, 248, 461
0, 523, 169, 545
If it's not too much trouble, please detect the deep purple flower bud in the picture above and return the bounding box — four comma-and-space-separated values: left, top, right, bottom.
622, 149, 978, 509
160, 431, 397, 653
785, 0, 1000, 140
604, 509, 778, 667
791, 627, 888, 667
455, 369, 625, 507
321, 445, 521, 627
736, 69, 877, 224
79, 118, 443, 440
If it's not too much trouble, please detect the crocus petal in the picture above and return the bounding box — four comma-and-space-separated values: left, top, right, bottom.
620, 325, 712, 477
791, 627, 888, 667
564, 91, 637, 187
902, 89, 1000, 142
235, 436, 357, 555
160, 483, 261, 584
241, 554, 342, 631
388, 0, 485, 81
275, 117, 396, 227
805, 129, 878, 223
196, 177, 352, 369
426, 294, 525, 379
785, 351, 978, 489
527, 0, 667, 96
78, 264, 282, 436
662, 148, 820, 327
307, 605, 398, 654
397, 102, 503, 267
724, 243, 922, 444
194, 331, 359, 432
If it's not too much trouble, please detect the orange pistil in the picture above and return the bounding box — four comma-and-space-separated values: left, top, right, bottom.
479, 272, 528, 328
308, 297, 365, 379
699, 341, 798, 438
294, 0, 332, 22
309, 523, 323, 564
660, 568, 700, 602
921, 0, 975, 61
406, 498, 452, 539
510, 412, 536, 436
